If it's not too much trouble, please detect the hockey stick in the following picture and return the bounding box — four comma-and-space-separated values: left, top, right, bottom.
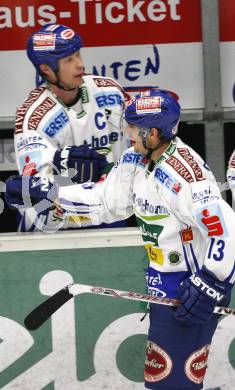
24, 283, 235, 331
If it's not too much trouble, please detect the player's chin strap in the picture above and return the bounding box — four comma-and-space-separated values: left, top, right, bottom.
139, 127, 165, 161
50, 68, 86, 91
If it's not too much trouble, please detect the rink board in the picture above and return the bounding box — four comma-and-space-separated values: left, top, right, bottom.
0, 228, 234, 390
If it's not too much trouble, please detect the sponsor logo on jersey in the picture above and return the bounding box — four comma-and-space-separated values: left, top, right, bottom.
80, 85, 89, 104
43, 109, 69, 137
83, 131, 119, 148
166, 156, 194, 182
133, 194, 170, 216
181, 227, 193, 242
145, 244, 164, 266
144, 341, 173, 382
93, 77, 122, 90
147, 272, 163, 287
200, 208, 224, 236
147, 287, 166, 297
33, 33, 56, 51
196, 204, 228, 237
95, 91, 123, 108
28, 97, 56, 130
168, 250, 182, 265
19, 152, 41, 176
185, 345, 210, 384
138, 222, 162, 242
192, 186, 220, 205
155, 166, 182, 194
122, 152, 143, 165
16, 135, 47, 152
15, 88, 45, 134
177, 148, 205, 181
136, 96, 162, 114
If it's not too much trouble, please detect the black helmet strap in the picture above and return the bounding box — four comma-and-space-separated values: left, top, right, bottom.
50, 69, 77, 91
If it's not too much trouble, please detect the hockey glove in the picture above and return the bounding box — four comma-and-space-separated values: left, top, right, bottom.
53, 145, 109, 184
175, 268, 232, 325
5, 175, 58, 210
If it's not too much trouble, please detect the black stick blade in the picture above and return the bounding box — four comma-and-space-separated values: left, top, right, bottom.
24, 287, 73, 331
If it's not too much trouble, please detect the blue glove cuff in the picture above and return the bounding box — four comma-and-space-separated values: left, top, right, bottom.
190, 268, 232, 304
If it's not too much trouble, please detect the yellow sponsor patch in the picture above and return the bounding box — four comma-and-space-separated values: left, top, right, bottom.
145, 244, 164, 265
68, 215, 91, 223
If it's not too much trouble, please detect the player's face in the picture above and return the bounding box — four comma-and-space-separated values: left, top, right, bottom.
57, 50, 84, 89
125, 124, 148, 153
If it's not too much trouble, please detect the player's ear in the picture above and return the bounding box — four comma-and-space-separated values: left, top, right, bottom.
39, 64, 52, 77
149, 128, 159, 139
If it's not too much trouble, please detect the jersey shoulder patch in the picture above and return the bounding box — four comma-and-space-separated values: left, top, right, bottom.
15, 87, 46, 134
165, 155, 194, 183
177, 147, 205, 182
28, 97, 57, 131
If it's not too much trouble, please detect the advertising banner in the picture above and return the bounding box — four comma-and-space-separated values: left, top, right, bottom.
0, 240, 234, 389
0, 1, 235, 116
0, 0, 202, 116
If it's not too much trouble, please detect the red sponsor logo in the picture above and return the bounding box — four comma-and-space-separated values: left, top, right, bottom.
61, 29, 75, 39
141, 156, 149, 165
181, 227, 193, 242
22, 156, 38, 176
166, 156, 194, 182
144, 341, 172, 383
177, 148, 205, 181
93, 77, 121, 89
28, 97, 56, 130
185, 345, 210, 384
136, 96, 161, 113
172, 182, 182, 193
33, 33, 55, 50
201, 209, 224, 236
15, 88, 45, 134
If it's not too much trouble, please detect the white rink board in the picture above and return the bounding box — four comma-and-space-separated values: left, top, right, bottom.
0, 229, 234, 389
0, 42, 204, 117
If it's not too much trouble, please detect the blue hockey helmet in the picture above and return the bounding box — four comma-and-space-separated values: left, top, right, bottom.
124, 89, 181, 140
27, 24, 83, 74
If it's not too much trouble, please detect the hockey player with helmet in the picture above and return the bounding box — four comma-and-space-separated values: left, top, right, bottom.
6, 89, 235, 389
14, 23, 127, 232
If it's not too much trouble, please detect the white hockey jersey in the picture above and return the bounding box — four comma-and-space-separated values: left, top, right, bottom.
14, 74, 127, 231
58, 137, 235, 298
227, 149, 235, 203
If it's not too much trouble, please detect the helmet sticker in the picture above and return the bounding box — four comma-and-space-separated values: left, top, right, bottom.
136, 96, 162, 114
124, 88, 181, 140
61, 29, 75, 40
33, 34, 56, 51
45, 24, 60, 31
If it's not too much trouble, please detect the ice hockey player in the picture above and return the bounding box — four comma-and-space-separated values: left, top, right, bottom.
6, 88, 235, 389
